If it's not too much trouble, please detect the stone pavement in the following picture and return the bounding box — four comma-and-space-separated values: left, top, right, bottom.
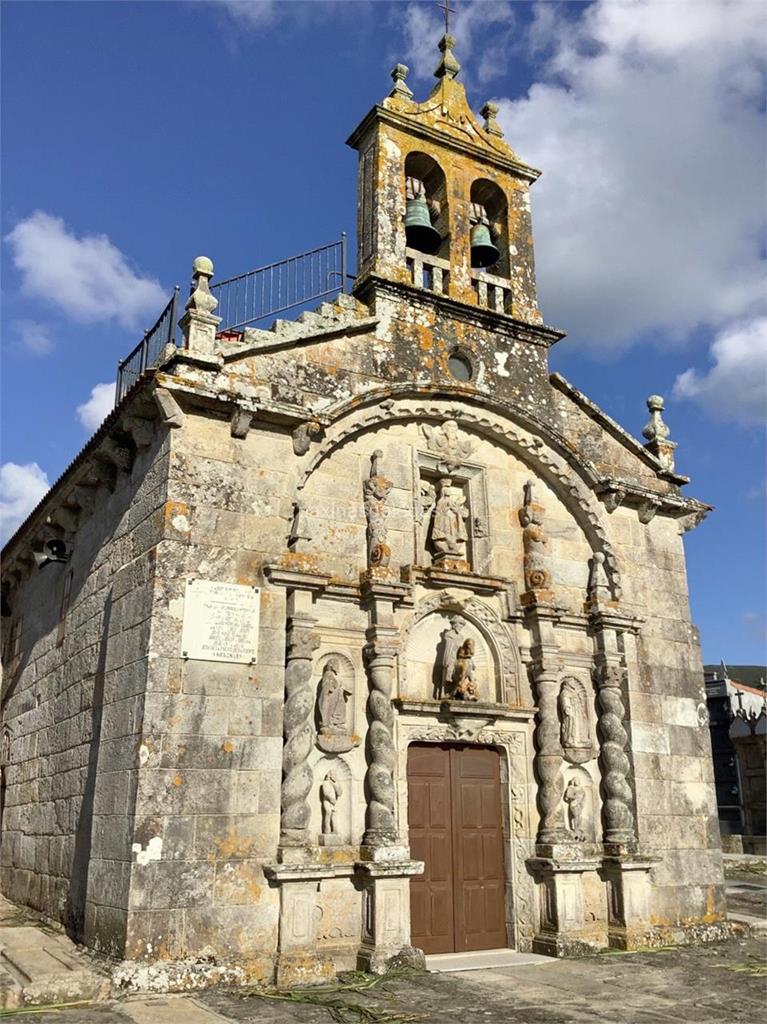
6, 936, 765, 1023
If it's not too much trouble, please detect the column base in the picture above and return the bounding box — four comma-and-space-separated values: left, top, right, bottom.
275, 953, 335, 989
356, 859, 424, 975
357, 943, 425, 975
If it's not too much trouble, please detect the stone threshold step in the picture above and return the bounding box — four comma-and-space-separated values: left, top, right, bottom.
425, 948, 557, 972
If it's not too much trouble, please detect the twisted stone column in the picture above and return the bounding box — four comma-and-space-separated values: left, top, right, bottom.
280, 617, 319, 846
532, 667, 566, 844
595, 663, 635, 846
363, 639, 398, 847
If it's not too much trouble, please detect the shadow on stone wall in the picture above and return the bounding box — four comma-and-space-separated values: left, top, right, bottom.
65, 590, 112, 943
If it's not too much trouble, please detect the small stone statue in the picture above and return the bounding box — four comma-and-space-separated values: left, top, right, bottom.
559, 680, 590, 750
317, 657, 351, 734
453, 638, 480, 702
363, 450, 393, 568
436, 615, 465, 699
519, 480, 551, 592
320, 771, 343, 836
564, 778, 588, 841
431, 478, 469, 562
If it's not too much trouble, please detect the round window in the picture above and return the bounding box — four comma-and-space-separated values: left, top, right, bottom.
447, 351, 472, 382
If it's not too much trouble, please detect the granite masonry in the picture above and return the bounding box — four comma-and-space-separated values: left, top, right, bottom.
0, 36, 726, 989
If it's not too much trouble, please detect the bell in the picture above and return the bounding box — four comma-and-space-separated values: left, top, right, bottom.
404, 198, 441, 255
470, 221, 500, 268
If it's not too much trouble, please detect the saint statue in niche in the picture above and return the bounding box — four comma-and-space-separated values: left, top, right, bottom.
453, 638, 480, 701
320, 771, 343, 837
435, 615, 465, 699
316, 657, 359, 753
318, 658, 350, 733
431, 478, 469, 561
564, 778, 588, 841
558, 678, 591, 753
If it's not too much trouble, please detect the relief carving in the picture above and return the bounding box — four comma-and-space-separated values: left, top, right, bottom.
558, 677, 593, 764
430, 478, 469, 564
519, 480, 551, 594
316, 655, 359, 754
453, 639, 480, 702
421, 419, 474, 473
363, 450, 393, 568
563, 777, 588, 841
320, 771, 343, 841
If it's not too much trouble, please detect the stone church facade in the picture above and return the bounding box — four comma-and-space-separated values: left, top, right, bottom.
1, 36, 725, 987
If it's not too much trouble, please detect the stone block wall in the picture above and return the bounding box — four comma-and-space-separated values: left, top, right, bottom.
1, 432, 171, 955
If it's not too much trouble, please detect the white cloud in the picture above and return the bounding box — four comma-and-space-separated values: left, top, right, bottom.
77, 382, 116, 432
12, 319, 53, 356
493, 0, 766, 351
214, 0, 275, 27
5, 211, 166, 330
401, 1, 516, 86
673, 316, 767, 424
0, 462, 50, 544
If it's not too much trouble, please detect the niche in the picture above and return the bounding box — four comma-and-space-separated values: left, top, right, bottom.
469, 178, 509, 279
404, 151, 449, 261
562, 766, 597, 843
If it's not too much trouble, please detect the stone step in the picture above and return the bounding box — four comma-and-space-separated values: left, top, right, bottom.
0, 925, 110, 1010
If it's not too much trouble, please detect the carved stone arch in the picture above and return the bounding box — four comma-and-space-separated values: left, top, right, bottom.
299, 391, 622, 598
399, 591, 523, 705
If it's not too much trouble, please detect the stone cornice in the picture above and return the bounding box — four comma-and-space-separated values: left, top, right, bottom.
346, 103, 541, 183
355, 275, 565, 346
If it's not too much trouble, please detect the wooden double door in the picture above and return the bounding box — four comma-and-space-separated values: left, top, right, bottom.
407, 743, 507, 954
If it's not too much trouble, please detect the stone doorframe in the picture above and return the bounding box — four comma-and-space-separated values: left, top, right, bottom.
394, 716, 537, 951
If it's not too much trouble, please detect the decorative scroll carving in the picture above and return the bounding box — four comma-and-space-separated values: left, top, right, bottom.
300, 400, 623, 599
519, 480, 551, 594
595, 664, 635, 845
363, 450, 393, 568
421, 419, 474, 473
363, 639, 398, 845
280, 620, 320, 845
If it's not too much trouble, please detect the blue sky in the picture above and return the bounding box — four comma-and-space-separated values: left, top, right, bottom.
1, 0, 765, 664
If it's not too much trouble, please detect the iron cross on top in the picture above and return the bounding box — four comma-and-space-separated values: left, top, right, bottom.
438, 0, 456, 34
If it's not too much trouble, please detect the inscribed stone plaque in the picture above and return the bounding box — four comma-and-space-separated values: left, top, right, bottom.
181, 580, 260, 663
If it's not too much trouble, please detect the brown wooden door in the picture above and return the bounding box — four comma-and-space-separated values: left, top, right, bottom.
408, 743, 507, 954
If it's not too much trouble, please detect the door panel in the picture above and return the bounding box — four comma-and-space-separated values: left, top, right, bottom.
408, 743, 507, 954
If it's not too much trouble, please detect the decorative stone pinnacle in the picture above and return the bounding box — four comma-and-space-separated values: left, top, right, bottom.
642, 394, 670, 443
480, 101, 504, 137
186, 255, 218, 315
389, 63, 413, 99
434, 33, 461, 80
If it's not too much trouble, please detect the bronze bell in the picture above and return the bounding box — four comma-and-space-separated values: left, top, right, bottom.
404, 197, 441, 255
470, 221, 500, 268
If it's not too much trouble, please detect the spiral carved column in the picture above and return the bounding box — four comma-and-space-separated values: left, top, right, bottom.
280, 617, 319, 846
532, 666, 567, 844
595, 663, 635, 846
363, 638, 398, 847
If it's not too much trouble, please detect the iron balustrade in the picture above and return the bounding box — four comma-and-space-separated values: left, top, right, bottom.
114, 235, 350, 408
212, 235, 348, 332
115, 287, 180, 404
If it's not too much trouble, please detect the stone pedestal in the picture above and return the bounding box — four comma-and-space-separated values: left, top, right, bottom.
356, 859, 425, 974
264, 863, 336, 988
529, 849, 601, 956
601, 856, 654, 950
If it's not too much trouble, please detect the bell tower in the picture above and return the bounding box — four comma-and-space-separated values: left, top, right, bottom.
347, 33, 543, 326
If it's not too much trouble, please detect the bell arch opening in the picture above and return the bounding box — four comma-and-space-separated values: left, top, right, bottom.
470, 178, 509, 278
404, 151, 449, 262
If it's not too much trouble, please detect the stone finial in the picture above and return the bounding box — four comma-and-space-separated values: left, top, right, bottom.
642, 395, 670, 443
389, 63, 413, 99
586, 551, 610, 608
434, 34, 461, 80
186, 256, 218, 315
480, 101, 504, 137
642, 394, 677, 472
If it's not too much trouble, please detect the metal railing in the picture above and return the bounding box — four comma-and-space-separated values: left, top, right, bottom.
212, 234, 348, 332
116, 286, 180, 403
